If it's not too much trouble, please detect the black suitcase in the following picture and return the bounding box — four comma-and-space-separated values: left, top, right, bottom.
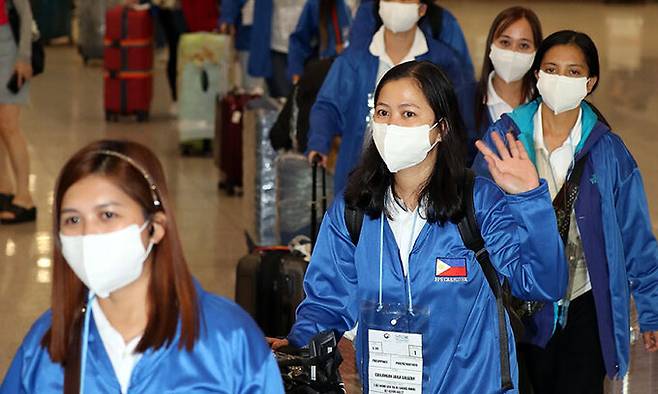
235, 161, 327, 337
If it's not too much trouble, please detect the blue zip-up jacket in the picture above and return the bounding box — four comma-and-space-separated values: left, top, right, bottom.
0, 282, 284, 393
287, 0, 351, 79
307, 39, 472, 194
348, 0, 473, 79
219, 0, 251, 51
288, 178, 567, 393
473, 99, 658, 379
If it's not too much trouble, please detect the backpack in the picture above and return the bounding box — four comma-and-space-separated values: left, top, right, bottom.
343, 169, 516, 390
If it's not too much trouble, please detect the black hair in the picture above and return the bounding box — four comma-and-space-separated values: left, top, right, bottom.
475, 7, 543, 131
343, 61, 467, 224
532, 30, 610, 127
373, 0, 444, 40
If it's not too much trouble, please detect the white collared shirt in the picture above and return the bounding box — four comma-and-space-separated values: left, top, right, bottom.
486, 71, 515, 122
533, 103, 582, 198
533, 104, 591, 301
369, 26, 429, 84
91, 299, 143, 394
386, 188, 427, 277
270, 0, 305, 53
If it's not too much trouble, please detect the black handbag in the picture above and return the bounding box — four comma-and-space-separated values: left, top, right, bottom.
275, 331, 346, 394
7, 0, 45, 76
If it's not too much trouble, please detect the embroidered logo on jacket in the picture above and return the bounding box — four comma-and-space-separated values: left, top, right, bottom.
435, 257, 468, 282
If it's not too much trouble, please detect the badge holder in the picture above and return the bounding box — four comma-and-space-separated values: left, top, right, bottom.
360, 300, 430, 394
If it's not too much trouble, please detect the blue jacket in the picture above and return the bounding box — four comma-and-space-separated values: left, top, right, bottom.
287, 0, 352, 79
219, 0, 251, 51
348, 0, 473, 79
0, 282, 284, 393
473, 99, 658, 379
288, 178, 567, 393
248, 0, 291, 78
307, 39, 472, 194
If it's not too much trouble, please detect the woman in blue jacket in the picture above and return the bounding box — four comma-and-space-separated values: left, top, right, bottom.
271, 61, 567, 393
457, 6, 542, 166
287, 0, 352, 83
307, 0, 473, 194
248, 0, 306, 97
473, 31, 658, 393
349, 0, 473, 77
0, 140, 283, 394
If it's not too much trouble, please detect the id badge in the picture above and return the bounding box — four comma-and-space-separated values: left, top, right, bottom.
368, 329, 423, 393
360, 301, 430, 393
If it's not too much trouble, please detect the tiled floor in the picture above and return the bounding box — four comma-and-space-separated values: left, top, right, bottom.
0, 1, 656, 392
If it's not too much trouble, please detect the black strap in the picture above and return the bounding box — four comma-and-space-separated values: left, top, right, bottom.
344, 205, 364, 246
552, 155, 588, 244
457, 170, 514, 391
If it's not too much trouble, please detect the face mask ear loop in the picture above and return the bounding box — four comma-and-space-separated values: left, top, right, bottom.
377, 216, 384, 312
429, 119, 444, 148
80, 291, 95, 394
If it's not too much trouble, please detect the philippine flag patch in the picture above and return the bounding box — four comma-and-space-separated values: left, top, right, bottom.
435, 257, 468, 282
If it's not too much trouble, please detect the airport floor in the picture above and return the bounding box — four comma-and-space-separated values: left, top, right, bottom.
0, 1, 656, 391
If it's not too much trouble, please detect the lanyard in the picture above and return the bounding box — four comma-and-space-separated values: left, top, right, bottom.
80, 292, 95, 394
378, 210, 419, 316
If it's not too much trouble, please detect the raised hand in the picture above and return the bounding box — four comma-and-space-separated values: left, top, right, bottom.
475, 132, 540, 195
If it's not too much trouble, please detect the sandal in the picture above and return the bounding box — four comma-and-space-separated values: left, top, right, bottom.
0, 193, 14, 211
0, 202, 36, 224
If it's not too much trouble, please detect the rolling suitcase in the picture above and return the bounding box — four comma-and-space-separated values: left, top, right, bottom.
216, 92, 259, 195
78, 0, 121, 64
103, 5, 154, 122
242, 97, 282, 246
273, 81, 334, 244
177, 33, 233, 155
276, 154, 333, 245
235, 159, 327, 337
236, 246, 308, 337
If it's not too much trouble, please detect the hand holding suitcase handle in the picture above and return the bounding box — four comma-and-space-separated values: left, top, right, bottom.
267, 337, 289, 350
308, 151, 328, 168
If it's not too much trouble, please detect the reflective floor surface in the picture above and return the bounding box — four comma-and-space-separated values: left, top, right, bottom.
0, 1, 656, 392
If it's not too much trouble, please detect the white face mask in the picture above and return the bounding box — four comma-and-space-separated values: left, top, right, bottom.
372, 121, 440, 173
378, 1, 421, 34
536, 70, 589, 115
489, 44, 536, 83
60, 221, 154, 298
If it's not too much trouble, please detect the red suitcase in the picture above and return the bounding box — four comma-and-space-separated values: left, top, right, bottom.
217, 92, 259, 195
103, 6, 154, 122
